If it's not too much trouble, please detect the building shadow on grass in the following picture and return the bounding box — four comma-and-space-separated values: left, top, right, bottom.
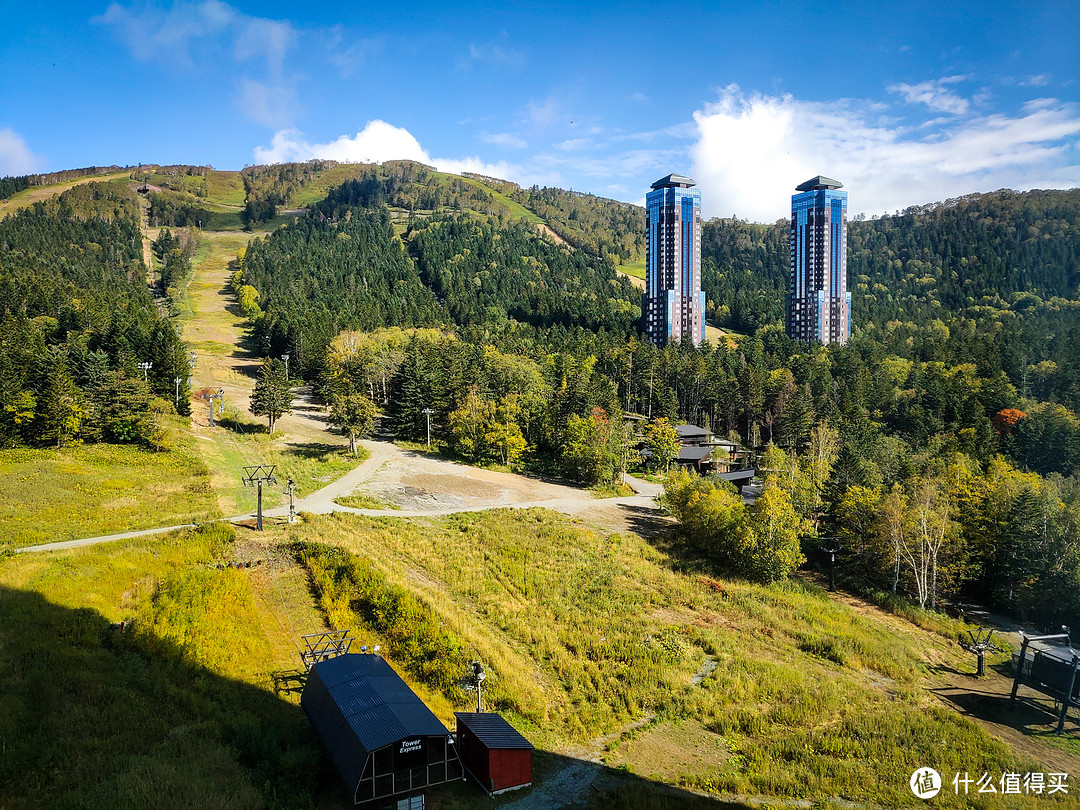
928, 677, 1080, 738
0, 585, 330, 809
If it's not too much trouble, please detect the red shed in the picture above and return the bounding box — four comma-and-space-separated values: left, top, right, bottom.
455, 712, 533, 795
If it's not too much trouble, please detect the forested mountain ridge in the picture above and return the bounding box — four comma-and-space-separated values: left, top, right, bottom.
2, 161, 1079, 628
223, 174, 1080, 628
0, 182, 191, 448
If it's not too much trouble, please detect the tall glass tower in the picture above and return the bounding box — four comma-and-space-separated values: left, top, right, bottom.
788, 176, 851, 345
645, 173, 705, 346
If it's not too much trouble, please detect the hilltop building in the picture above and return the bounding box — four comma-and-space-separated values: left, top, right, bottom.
644, 173, 705, 346
787, 176, 851, 345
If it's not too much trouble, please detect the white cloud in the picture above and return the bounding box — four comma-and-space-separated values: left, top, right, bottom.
690, 85, 1080, 222
96, 1, 242, 68
252, 121, 546, 187
0, 128, 42, 176
97, 1, 301, 125
526, 96, 561, 128
482, 132, 528, 149
554, 138, 591, 151
237, 78, 298, 128
461, 40, 525, 70
888, 75, 970, 115
254, 121, 428, 165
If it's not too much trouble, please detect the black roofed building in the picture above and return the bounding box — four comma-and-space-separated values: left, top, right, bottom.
455, 713, 534, 795
300, 653, 464, 806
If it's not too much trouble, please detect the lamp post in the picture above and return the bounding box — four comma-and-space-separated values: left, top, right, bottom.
174, 376, 182, 407
281, 353, 289, 381
286, 478, 296, 524
138, 361, 153, 383
422, 407, 435, 448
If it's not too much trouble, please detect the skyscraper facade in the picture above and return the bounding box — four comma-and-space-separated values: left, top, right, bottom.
644, 173, 705, 346
787, 176, 851, 345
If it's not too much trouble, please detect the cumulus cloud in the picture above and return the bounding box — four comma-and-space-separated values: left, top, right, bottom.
690, 85, 1080, 222
0, 128, 42, 176
253, 121, 534, 186
888, 75, 970, 115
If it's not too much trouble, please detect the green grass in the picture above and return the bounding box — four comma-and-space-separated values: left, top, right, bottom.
0, 524, 317, 809
0, 421, 220, 547
334, 492, 400, 510
142, 171, 246, 208
455, 174, 543, 223
285, 509, 1063, 807
616, 257, 647, 280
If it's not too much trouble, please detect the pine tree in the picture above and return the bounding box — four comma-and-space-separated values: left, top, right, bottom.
250, 359, 292, 434
37, 361, 84, 448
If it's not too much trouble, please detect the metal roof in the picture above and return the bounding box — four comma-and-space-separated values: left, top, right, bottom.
678, 445, 713, 462
796, 175, 843, 191
455, 713, 534, 750
716, 467, 756, 482
676, 424, 709, 437
651, 173, 696, 189
301, 654, 451, 791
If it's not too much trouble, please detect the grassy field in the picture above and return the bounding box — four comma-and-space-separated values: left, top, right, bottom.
0, 172, 132, 218
1, 506, 1075, 807
140, 169, 246, 207
180, 226, 362, 517
0, 524, 318, 809
616, 257, 647, 280
282, 508, 1068, 808
333, 492, 400, 510
0, 420, 220, 547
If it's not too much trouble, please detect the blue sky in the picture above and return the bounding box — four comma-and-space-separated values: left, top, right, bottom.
1, 0, 1078, 221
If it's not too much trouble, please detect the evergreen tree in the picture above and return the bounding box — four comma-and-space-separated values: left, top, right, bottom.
250, 359, 292, 434
37, 361, 83, 448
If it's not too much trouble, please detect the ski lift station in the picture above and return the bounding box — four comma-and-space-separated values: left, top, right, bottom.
301, 651, 535, 805
301, 653, 465, 805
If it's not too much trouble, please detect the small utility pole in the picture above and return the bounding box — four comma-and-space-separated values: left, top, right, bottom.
138, 360, 153, 382
462, 660, 486, 712
286, 478, 296, 524
821, 540, 841, 592
281, 353, 290, 381
208, 388, 224, 427
242, 465, 278, 531
422, 407, 435, 448
174, 376, 182, 407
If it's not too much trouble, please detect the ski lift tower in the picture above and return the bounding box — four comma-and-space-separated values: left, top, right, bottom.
242, 464, 278, 531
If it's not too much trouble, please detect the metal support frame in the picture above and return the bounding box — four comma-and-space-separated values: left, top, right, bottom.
1009, 627, 1078, 735
959, 627, 1000, 677
286, 478, 296, 524
300, 629, 353, 670
242, 464, 278, 531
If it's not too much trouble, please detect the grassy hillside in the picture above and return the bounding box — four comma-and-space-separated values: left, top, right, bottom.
0, 417, 219, 547
2, 509, 1072, 808
286, 509, 1064, 808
